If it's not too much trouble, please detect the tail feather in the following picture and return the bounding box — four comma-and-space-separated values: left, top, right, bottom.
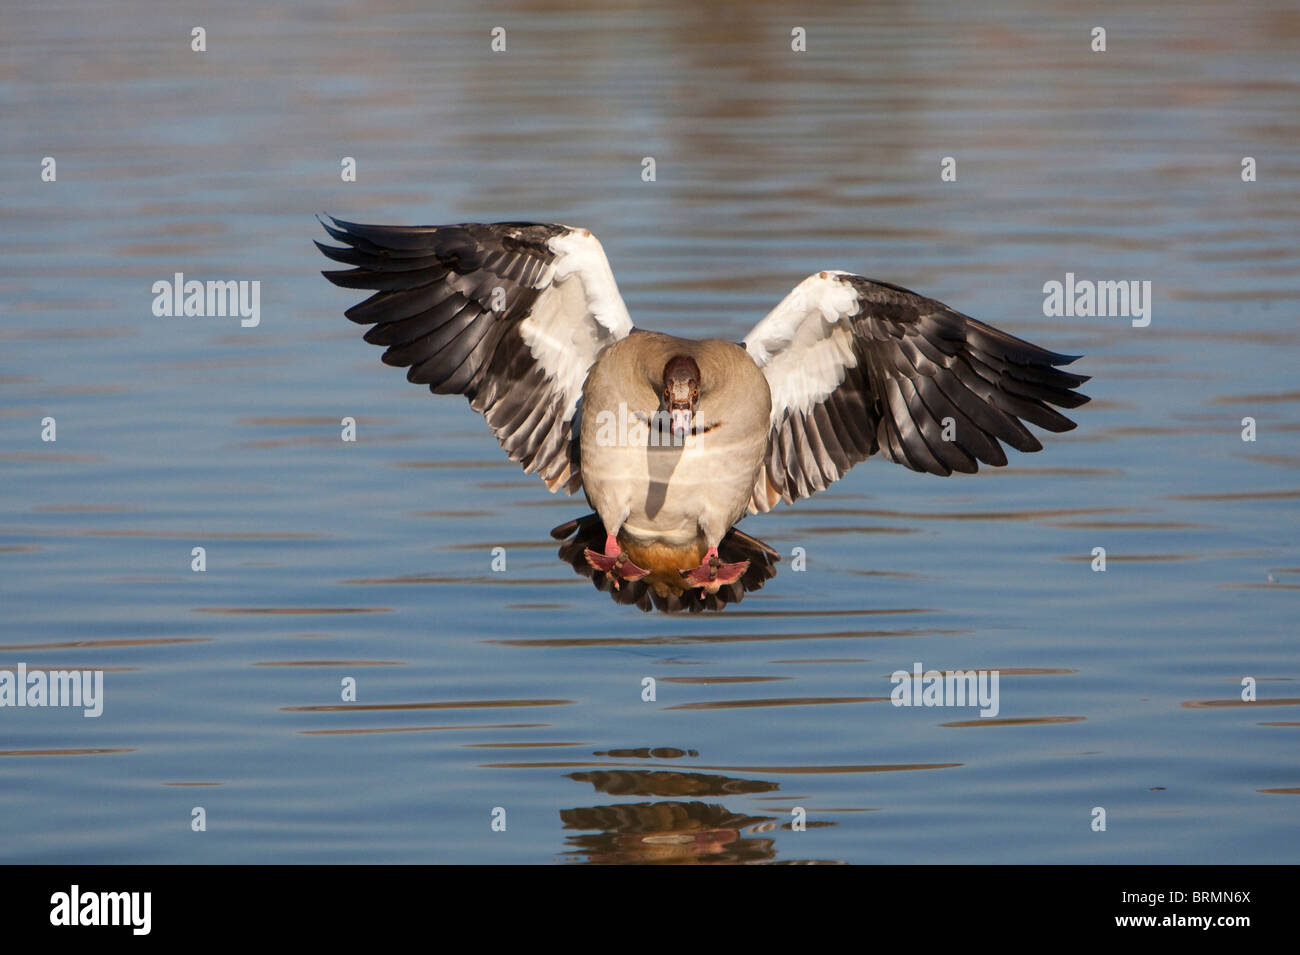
551, 514, 779, 613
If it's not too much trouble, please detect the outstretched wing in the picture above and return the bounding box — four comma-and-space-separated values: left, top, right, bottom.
743, 271, 1090, 512
317, 218, 633, 493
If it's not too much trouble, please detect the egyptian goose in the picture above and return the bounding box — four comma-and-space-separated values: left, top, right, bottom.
318, 218, 1089, 610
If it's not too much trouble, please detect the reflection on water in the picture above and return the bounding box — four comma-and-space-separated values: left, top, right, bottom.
2, 0, 1298, 862
560, 767, 782, 864
301, 723, 549, 736
939, 716, 1086, 728
0, 748, 136, 757
283, 699, 574, 712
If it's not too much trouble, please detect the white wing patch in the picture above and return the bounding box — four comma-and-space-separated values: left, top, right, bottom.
519, 277, 617, 421
546, 228, 634, 337
516, 228, 635, 421
744, 271, 861, 429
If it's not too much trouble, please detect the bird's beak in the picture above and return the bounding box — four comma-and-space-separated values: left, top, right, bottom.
670, 407, 693, 439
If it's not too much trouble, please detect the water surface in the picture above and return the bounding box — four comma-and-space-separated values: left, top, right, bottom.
1, 0, 1297, 863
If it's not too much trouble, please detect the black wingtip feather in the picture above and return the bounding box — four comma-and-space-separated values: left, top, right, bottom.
315, 216, 599, 499
759, 276, 1094, 499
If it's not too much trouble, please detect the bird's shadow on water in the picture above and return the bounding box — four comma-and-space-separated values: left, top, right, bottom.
550, 513, 780, 612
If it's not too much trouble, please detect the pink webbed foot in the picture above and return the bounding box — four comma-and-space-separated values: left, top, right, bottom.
681, 546, 749, 595
584, 534, 649, 589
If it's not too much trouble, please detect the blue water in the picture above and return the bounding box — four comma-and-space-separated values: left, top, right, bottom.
1, 0, 1296, 863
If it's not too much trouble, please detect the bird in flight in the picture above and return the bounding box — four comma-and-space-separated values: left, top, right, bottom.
317, 218, 1089, 611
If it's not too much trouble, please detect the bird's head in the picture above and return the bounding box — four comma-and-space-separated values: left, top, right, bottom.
661, 355, 701, 441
